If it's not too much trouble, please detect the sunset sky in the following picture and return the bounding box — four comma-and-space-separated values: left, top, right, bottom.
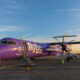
0, 0, 80, 42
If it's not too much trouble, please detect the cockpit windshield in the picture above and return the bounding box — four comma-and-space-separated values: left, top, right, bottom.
0, 41, 16, 45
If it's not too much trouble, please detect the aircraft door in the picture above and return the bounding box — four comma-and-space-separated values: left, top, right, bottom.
22, 42, 28, 57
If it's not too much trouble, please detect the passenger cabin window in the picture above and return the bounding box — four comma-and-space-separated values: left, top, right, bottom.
0, 41, 16, 45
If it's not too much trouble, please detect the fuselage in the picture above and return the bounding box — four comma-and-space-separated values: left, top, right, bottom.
0, 38, 80, 60
0, 38, 62, 60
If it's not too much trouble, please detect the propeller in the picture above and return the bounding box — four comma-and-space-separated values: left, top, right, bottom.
53, 33, 77, 64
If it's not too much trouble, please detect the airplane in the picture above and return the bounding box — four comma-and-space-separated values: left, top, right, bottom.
0, 34, 79, 66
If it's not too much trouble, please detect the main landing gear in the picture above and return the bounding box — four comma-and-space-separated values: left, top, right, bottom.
66, 53, 74, 61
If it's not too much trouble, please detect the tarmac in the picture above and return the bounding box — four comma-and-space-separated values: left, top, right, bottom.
0, 56, 80, 80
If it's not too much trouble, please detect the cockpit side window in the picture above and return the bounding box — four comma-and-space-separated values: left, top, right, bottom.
0, 41, 17, 45
0, 41, 8, 45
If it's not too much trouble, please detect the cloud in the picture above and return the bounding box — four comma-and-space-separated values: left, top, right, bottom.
76, 29, 80, 31
2, 10, 19, 14
66, 28, 80, 34
0, 34, 7, 39
0, 26, 23, 32
0, 0, 24, 14
23, 33, 31, 38
0, 0, 45, 15
57, 8, 80, 12
24, 36, 57, 43
66, 30, 73, 33
24, 35, 79, 42
4, 0, 21, 9
0, 26, 26, 39
4, 0, 17, 4
7, 4, 24, 10
63, 28, 80, 42
65, 36, 80, 42
23, 28, 80, 42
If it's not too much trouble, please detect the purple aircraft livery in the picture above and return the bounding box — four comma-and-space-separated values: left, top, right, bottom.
0, 38, 62, 59
0, 37, 79, 65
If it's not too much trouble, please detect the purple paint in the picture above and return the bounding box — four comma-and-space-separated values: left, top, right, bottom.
0, 38, 62, 60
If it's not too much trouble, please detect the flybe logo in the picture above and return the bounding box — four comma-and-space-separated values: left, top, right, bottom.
27, 42, 42, 54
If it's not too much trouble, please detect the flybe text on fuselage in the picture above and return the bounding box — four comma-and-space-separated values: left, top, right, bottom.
27, 42, 43, 54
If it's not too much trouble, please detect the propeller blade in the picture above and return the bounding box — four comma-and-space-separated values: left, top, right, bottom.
62, 33, 65, 42
54, 38, 61, 43
53, 35, 77, 38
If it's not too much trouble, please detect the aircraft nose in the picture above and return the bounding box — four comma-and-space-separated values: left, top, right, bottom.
0, 50, 2, 60
0, 46, 5, 60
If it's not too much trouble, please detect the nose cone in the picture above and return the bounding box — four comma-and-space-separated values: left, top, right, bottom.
0, 46, 3, 60
0, 46, 5, 59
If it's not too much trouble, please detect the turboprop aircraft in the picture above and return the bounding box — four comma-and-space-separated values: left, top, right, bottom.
0, 34, 78, 66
